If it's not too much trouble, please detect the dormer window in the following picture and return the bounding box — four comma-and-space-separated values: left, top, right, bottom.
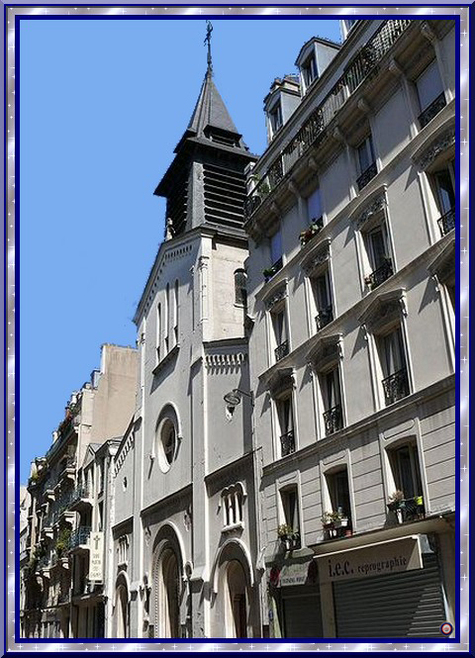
269, 102, 283, 136
302, 54, 318, 90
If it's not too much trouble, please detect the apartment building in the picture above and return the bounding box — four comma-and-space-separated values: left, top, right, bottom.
245, 18, 456, 638
22, 344, 137, 638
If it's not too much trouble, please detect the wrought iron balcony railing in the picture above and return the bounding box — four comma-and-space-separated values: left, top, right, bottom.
382, 368, 409, 405
316, 305, 333, 331
438, 207, 456, 236
356, 161, 378, 191
275, 339, 290, 362
71, 485, 91, 504
245, 19, 412, 218
387, 496, 425, 523
323, 404, 343, 436
418, 92, 447, 129
280, 430, 296, 457
69, 526, 91, 550
366, 258, 393, 290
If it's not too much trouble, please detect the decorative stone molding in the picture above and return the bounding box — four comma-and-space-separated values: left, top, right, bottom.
354, 193, 387, 230
287, 179, 300, 198
266, 367, 295, 399
388, 57, 404, 78
114, 431, 135, 476
358, 288, 407, 335
204, 352, 247, 372
264, 284, 287, 311
307, 334, 343, 373
420, 21, 437, 43
307, 156, 318, 172
413, 126, 456, 170
357, 97, 371, 115
302, 239, 331, 276
332, 126, 346, 144
428, 237, 455, 290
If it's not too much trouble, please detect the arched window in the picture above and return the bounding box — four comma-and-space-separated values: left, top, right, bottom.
234, 269, 248, 306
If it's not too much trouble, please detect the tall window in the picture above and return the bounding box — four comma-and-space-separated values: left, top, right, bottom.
321, 368, 343, 436
234, 269, 248, 306
271, 306, 289, 362
275, 395, 295, 457
311, 271, 333, 331
416, 60, 446, 128
280, 486, 301, 546
326, 468, 352, 522
269, 102, 283, 136
377, 327, 410, 406
302, 53, 318, 90
165, 284, 170, 356
389, 444, 423, 501
431, 160, 456, 236
307, 186, 323, 224
173, 279, 179, 345
270, 230, 283, 271
363, 222, 393, 290
156, 303, 162, 362
356, 135, 377, 191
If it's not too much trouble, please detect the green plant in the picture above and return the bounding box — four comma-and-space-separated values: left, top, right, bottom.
299, 218, 323, 246
389, 490, 404, 504
321, 510, 343, 526
277, 523, 298, 539
55, 528, 71, 557
263, 265, 277, 280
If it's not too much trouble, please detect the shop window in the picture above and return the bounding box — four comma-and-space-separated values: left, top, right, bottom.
279, 486, 301, 548
320, 368, 343, 436
275, 395, 295, 458
356, 135, 377, 191
416, 60, 446, 129
362, 222, 394, 290
234, 269, 248, 306
311, 270, 333, 331
377, 326, 410, 406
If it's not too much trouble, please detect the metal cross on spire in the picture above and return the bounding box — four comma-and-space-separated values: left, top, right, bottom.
204, 20, 213, 74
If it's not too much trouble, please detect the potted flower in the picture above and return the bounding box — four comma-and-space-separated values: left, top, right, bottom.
299, 217, 323, 246
277, 523, 299, 551
263, 265, 277, 281
387, 490, 404, 512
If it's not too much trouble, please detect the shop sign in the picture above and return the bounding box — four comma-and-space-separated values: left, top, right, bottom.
318, 536, 423, 584
277, 559, 318, 587
89, 531, 104, 582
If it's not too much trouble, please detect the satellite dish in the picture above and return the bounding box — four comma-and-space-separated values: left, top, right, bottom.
223, 390, 242, 406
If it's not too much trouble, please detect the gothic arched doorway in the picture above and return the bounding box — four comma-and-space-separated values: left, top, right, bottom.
115, 581, 129, 638
226, 559, 248, 638
155, 547, 180, 638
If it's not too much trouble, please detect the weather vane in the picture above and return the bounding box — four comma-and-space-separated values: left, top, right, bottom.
204, 20, 213, 73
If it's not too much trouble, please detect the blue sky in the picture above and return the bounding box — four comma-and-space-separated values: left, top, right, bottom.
19, 17, 342, 482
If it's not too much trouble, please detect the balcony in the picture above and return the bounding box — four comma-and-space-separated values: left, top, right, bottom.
356, 161, 378, 191
315, 305, 333, 331
280, 430, 295, 457
382, 368, 409, 405
387, 496, 425, 523
69, 485, 92, 511
245, 20, 412, 219
59, 455, 76, 482
438, 207, 456, 236
418, 92, 447, 129
323, 404, 343, 436
69, 526, 91, 552
274, 339, 289, 362
365, 258, 393, 290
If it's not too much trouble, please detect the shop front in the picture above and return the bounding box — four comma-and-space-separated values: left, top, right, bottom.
317, 534, 450, 638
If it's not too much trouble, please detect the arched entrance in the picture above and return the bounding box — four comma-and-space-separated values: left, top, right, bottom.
115, 579, 129, 638
156, 548, 180, 638
226, 559, 248, 638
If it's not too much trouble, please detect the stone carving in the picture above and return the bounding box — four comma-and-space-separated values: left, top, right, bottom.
415, 127, 455, 170
264, 286, 287, 311
354, 194, 386, 230
302, 245, 330, 275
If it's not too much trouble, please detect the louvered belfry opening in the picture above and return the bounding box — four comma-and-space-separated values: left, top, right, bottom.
165, 167, 190, 237
203, 161, 247, 230
154, 68, 256, 238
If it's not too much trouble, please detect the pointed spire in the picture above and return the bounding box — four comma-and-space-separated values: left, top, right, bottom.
204, 20, 213, 75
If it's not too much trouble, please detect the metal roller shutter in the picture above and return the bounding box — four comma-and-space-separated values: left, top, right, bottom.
283, 589, 324, 638
333, 554, 447, 638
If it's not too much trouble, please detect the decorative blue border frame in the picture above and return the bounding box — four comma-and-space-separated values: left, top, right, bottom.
3, 4, 470, 655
